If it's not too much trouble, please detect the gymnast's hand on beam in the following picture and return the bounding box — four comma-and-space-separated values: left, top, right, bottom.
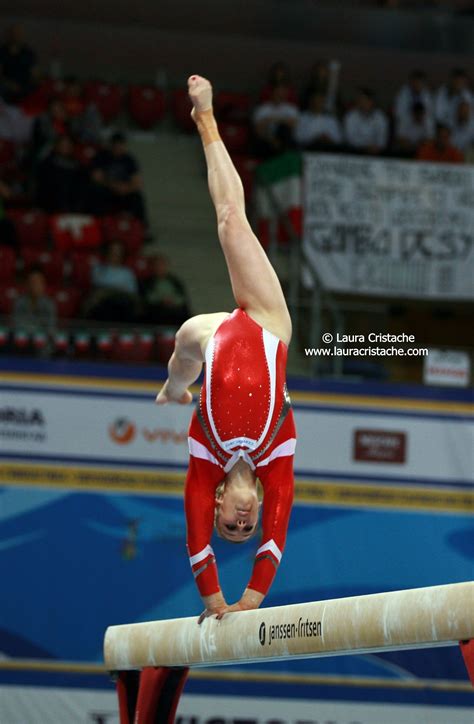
156, 380, 193, 405
198, 592, 229, 624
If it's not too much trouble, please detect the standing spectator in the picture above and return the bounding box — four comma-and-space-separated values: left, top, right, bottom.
416, 123, 464, 164
141, 254, 191, 326
450, 101, 474, 153
36, 134, 84, 213
31, 98, 68, 163
435, 68, 473, 126
89, 132, 147, 221
395, 101, 434, 157
12, 267, 56, 335
83, 240, 139, 322
260, 62, 298, 105
394, 70, 433, 124
301, 59, 340, 112
0, 24, 38, 104
344, 88, 388, 155
253, 83, 299, 158
295, 91, 342, 150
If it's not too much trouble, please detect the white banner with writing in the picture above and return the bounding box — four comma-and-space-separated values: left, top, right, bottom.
303, 153, 474, 299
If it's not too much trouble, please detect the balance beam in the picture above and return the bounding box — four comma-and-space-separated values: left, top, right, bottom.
104, 581, 474, 671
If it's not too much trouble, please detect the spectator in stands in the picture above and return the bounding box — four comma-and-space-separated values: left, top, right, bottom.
89, 132, 147, 221
450, 100, 474, 153
31, 98, 69, 163
394, 70, 433, 124
60, 75, 102, 143
141, 254, 191, 326
295, 91, 342, 150
12, 267, 56, 335
435, 68, 473, 126
344, 88, 388, 155
36, 134, 84, 213
0, 24, 38, 104
83, 240, 139, 322
260, 61, 298, 105
301, 60, 329, 110
395, 101, 434, 157
253, 83, 299, 158
0, 96, 32, 143
416, 123, 464, 164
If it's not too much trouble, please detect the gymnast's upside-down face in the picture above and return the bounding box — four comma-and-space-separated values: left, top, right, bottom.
215, 485, 260, 543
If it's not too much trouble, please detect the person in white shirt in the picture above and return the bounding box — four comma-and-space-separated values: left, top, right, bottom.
295, 91, 342, 150
450, 100, 474, 153
253, 83, 299, 156
344, 88, 388, 154
395, 70, 433, 124
395, 101, 434, 156
435, 68, 473, 126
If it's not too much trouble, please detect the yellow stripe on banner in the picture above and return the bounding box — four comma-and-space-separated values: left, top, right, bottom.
0, 659, 471, 693
290, 390, 474, 416
1, 372, 472, 415
0, 462, 472, 513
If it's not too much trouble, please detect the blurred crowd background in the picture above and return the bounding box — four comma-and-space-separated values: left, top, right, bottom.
0, 0, 472, 382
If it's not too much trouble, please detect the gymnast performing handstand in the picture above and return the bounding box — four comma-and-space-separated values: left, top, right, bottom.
157, 75, 297, 621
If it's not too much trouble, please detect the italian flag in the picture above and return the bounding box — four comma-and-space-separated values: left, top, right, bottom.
255, 151, 303, 249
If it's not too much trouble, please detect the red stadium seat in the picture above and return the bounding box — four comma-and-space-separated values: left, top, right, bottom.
101, 215, 144, 255
0, 247, 16, 285
215, 91, 251, 123
50, 214, 102, 252
12, 330, 31, 353
53, 331, 69, 355
71, 252, 101, 289
219, 122, 250, 154
171, 89, 195, 133
84, 81, 123, 123
22, 249, 66, 286
54, 288, 81, 319
8, 209, 49, 247
0, 285, 20, 315
127, 254, 154, 281
73, 330, 92, 357
129, 85, 165, 129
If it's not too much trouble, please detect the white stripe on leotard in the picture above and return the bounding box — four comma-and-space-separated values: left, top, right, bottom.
189, 544, 215, 567
256, 438, 297, 467
188, 436, 221, 468
256, 538, 282, 563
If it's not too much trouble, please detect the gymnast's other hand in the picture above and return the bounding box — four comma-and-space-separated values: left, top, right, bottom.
156, 380, 193, 405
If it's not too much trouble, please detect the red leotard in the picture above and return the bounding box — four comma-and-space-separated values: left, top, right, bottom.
185, 308, 296, 598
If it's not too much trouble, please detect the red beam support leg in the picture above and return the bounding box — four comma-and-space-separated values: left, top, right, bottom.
460, 639, 474, 686
115, 667, 189, 724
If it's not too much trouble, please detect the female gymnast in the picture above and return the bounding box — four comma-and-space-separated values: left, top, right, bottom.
157, 75, 297, 622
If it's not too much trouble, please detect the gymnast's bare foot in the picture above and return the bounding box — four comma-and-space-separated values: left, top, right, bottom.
188, 75, 213, 123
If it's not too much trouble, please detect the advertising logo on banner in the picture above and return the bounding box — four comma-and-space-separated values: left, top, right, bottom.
353, 429, 407, 464
424, 349, 471, 387
303, 153, 474, 299
0, 405, 48, 443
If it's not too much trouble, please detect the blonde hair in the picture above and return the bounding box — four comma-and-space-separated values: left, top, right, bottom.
214, 479, 263, 542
